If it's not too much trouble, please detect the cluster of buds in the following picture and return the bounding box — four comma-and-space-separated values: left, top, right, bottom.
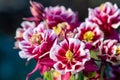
15, 1, 120, 80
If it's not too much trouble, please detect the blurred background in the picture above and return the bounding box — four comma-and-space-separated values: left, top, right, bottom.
0, 0, 120, 80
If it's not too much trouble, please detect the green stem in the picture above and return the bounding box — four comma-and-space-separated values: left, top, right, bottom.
71, 74, 76, 80
100, 65, 105, 80
48, 71, 53, 80
70, 74, 75, 80
78, 72, 84, 80
43, 71, 53, 80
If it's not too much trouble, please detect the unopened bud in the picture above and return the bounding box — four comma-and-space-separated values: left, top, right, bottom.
30, 1, 44, 20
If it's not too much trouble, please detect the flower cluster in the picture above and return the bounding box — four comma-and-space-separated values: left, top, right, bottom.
15, 1, 120, 80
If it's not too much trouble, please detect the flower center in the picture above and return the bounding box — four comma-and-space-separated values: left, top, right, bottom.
53, 22, 70, 35
65, 50, 73, 61
30, 33, 42, 45
99, 3, 104, 11
83, 31, 95, 42
116, 46, 120, 55
53, 25, 62, 35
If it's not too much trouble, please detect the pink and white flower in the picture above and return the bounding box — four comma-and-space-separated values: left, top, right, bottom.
87, 2, 120, 40
19, 22, 57, 61
15, 21, 36, 43
25, 1, 80, 32
99, 39, 119, 61
14, 21, 36, 48
50, 38, 90, 74
18, 22, 57, 80
44, 6, 79, 31
75, 22, 104, 48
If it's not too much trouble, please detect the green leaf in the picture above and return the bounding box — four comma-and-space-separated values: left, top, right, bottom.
90, 50, 99, 60
78, 72, 84, 80
70, 74, 76, 80
87, 72, 96, 78
43, 71, 53, 80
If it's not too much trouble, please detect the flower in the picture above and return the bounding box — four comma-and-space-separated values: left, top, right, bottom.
15, 21, 36, 41
19, 22, 57, 60
18, 22, 57, 80
87, 2, 120, 40
44, 6, 79, 31
14, 21, 36, 48
50, 38, 90, 75
99, 39, 118, 61
75, 22, 104, 48
25, 1, 80, 32
24, 1, 44, 21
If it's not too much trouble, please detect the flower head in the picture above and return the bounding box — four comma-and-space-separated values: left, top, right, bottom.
18, 22, 57, 80
50, 38, 90, 74
99, 39, 120, 62
14, 21, 36, 48
24, 1, 44, 21
87, 2, 120, 40
76, 22, 104, 47
18, 22, 57, 61
44, 6, 79, 31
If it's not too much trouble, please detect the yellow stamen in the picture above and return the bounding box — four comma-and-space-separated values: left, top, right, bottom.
83, 31, 95, 42
116, 46, 120, 55
65, 50, 73, 61
30, 33, 42, 44
57, 22, 70, 30
53, 70, 61, 80
53, 22, 70, 35
53, 26, 62, 35
99, 3, 104, 11
53, 70, 60, 77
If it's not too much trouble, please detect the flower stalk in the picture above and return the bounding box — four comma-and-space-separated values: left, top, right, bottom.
100, 65, 105, 80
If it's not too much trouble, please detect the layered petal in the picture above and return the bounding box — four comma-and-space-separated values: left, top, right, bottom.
75, 22, 104, 49
44, 6, 79, 31
87, 2, 120, 41
50, 38, 90, 75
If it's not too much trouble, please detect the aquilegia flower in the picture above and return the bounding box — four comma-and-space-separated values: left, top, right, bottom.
75, 22, 104, 49
24, 1, 44, 21
87, 2, 120, 41
100, 39, 120, 62
27, 1, 79, 31
15, 21, 36, 48
18, 22, 57, 80
50, 38, 90, 75
44, 6, 79, 31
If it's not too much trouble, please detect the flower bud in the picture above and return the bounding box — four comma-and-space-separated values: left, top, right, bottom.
30, 1, 44, 21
